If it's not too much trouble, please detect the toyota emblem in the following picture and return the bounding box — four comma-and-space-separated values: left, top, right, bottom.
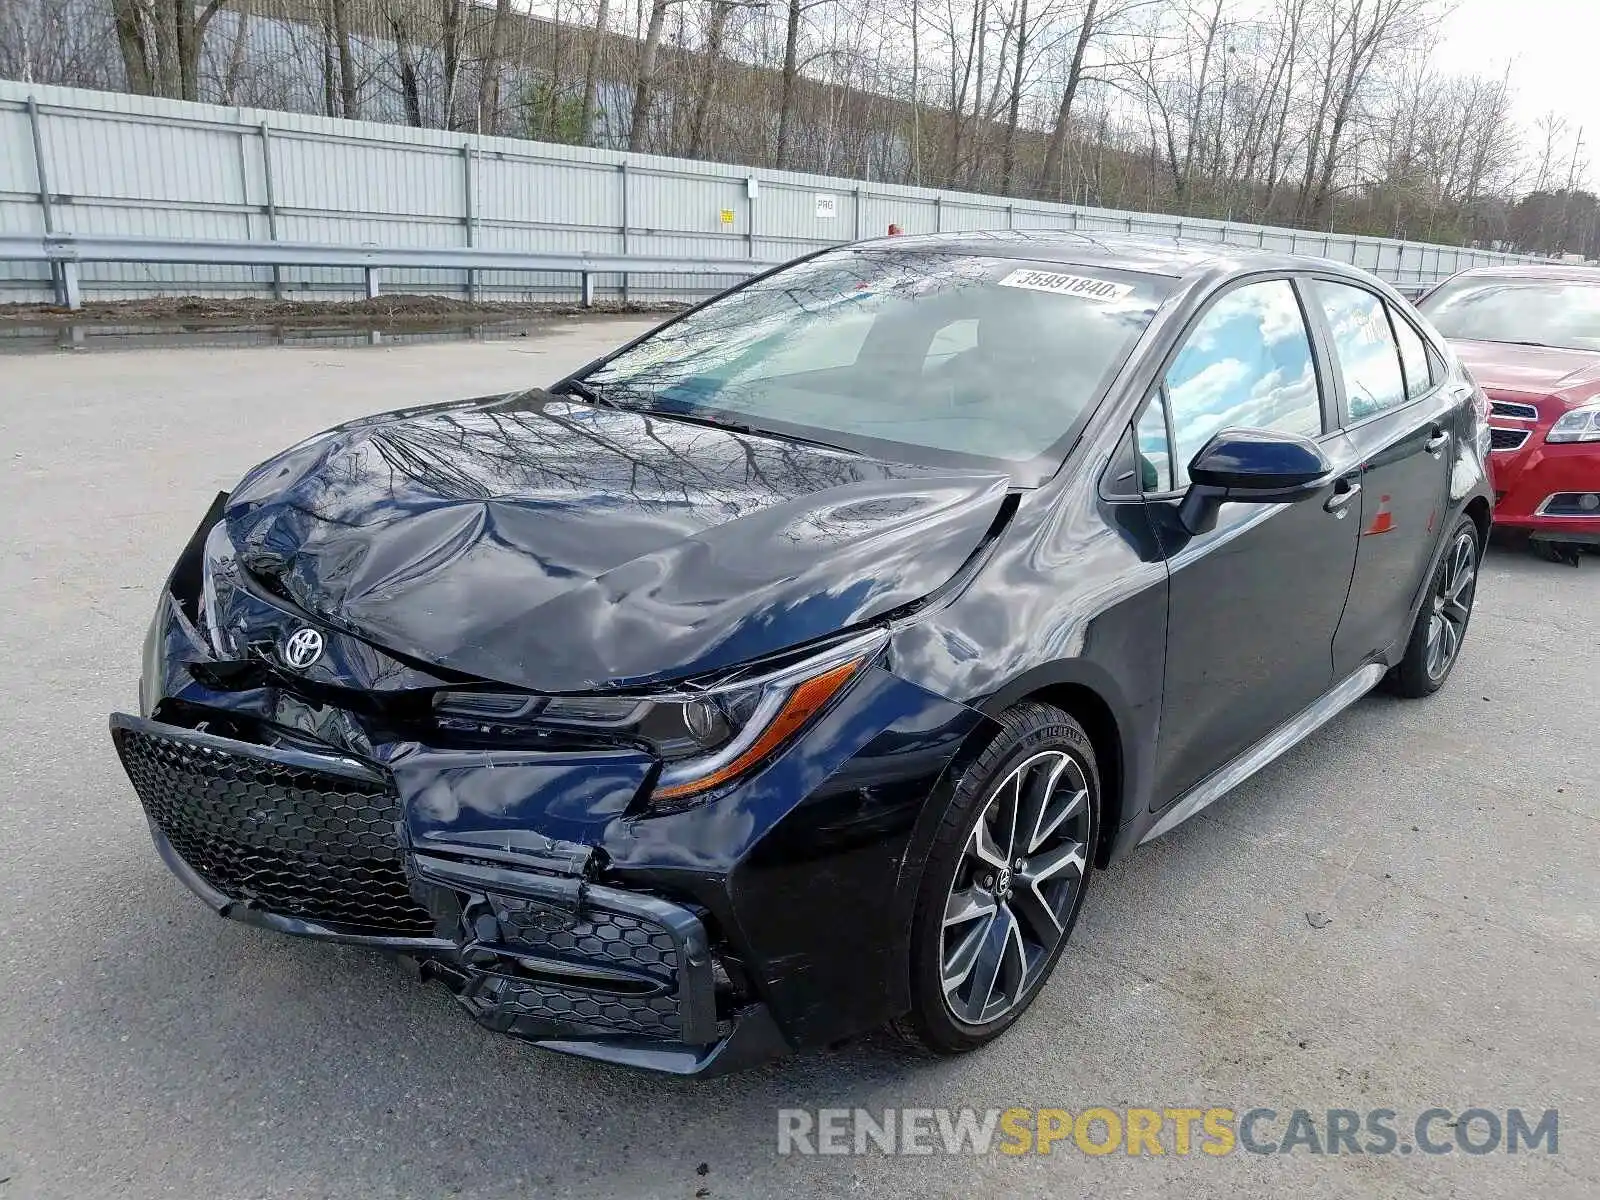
281, 626, 325, 669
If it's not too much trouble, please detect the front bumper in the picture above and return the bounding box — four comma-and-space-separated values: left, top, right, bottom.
116, 497, 990, 1073
1489, 434, 1600, 541
110, 712, 789, 1075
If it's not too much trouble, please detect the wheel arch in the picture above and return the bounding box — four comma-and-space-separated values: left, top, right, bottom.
884, 660, 1146, 1022
1395, 495, 1493, 668
978, 661, 1142, 868
1024, 683, 1124, 866
1465, 495, 1492, 548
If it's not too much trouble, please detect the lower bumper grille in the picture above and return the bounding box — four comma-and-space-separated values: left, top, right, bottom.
411, 854, 722, 1045
469, 972, 686, 1040
494, 896, 681, 977
112, 717, 435, 936
1490, 427, 1530, 451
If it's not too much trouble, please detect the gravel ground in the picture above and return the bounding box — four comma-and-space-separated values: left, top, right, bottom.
0, 326, 1595, 1199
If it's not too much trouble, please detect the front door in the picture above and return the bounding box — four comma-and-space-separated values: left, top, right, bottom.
1139, 277, 1363, 806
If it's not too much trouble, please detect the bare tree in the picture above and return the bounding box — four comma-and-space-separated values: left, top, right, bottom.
109, 0, 153, 93
329, 0, 359, 117
628, 0, 675, 150
1037, 0, 1100, 197
1178, 0, 1226, 201
107, 0, 233, 100
579, 0, 614, 143
688, 0, 734, 155
0, 0, 118, 87
389, 9, 426, 127
999, 0, 1031, 192
439, 0, 465, 128
0, 0, 1579, 252
1258, 0, 1310, 214
478, 0, 514, 130
774, 0, 807, 165
1293, 0, 1431, 226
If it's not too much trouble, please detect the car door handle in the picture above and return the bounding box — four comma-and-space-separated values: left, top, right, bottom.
1324, 480, 1362, 516
1425, 429, 1450, 455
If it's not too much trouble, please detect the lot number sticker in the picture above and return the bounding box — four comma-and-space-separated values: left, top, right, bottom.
999, 269, 1133, 301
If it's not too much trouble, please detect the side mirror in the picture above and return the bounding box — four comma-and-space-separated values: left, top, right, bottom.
1178, 428, 1332, 535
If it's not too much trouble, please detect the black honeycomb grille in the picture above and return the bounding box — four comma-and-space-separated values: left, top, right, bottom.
1490, 427, 1530, 451
1489, 399, 1539, 421
493, 897, 680, 981
114, 726, 435, 936
473, 973, 683, 1040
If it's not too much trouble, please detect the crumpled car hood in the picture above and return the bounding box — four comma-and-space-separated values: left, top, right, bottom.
223, 392, 1011, 691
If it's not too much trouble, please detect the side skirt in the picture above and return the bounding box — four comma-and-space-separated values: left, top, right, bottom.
1139, 663, 1387, 844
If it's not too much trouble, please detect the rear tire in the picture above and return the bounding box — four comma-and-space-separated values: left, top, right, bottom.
893, 702, 1099, 1056
1388, 515, 1479, 698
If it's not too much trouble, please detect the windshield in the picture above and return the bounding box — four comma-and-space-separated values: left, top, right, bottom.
584, 249, 1171, 478
1419, 277, 1600, 352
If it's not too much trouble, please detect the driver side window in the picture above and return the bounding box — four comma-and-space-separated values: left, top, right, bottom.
1163, 279, 1324, 488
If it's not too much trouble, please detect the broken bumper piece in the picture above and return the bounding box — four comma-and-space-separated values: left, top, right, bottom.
109, 712, 787, 1076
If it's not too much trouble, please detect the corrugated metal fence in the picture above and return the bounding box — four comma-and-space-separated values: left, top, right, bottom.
0, 79, 1541, 305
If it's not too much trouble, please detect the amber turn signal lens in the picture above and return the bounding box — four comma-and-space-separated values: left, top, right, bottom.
650, 658, 864, 801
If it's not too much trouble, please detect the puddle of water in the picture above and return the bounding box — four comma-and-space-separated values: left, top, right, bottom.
0, 319, 552, 354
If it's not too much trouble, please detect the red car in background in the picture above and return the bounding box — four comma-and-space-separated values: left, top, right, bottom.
1418, 267, 1600, 560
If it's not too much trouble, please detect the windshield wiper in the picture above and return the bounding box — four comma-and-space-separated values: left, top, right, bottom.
557, 378, 626, 410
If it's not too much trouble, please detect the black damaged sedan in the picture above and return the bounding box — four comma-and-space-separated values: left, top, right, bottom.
112, 233, 1491, 1074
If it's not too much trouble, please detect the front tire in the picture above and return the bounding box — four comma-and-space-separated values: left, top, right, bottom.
1388, 515, 1479, 698
894, 702, 1099, 1055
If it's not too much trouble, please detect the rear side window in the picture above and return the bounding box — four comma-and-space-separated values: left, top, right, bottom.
1163, 279, 1323, 488
1388, 306, 1434, 399
1314, 281, 1408, 420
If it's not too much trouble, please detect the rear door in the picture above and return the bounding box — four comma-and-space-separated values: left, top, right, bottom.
1140, 276, 1364, 805
1307, 281, 1455, 673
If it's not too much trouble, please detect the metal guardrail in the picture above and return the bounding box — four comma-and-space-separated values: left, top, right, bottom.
2, 83, 1544, 308
0, 230, 1446, 313
0, 233, 772, 310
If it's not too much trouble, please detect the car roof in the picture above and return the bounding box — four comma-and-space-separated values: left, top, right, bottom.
1440, 263, 1600, 285
845, 229, 1367, 283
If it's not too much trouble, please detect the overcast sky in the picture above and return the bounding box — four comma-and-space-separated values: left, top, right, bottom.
1434, 0, 1599, 187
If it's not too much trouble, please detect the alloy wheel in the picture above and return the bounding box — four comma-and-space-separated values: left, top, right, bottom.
1425, 529, 1477, 681
941, 749, 1092, 1026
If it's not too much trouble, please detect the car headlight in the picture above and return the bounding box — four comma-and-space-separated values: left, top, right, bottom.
1547, 402, 1600, 444
432, 628, 886, 805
